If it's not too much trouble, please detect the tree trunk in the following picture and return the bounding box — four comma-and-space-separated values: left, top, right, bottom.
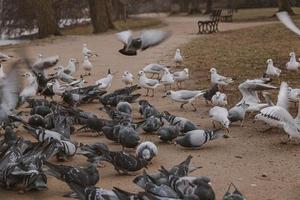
278, 0, 295, 15
88, 0, 114, 33
30, 0, 60, 38
204, 0, 213, 14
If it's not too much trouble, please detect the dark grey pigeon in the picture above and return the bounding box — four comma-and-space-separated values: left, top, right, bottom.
162, 111, 198, 133
158, 125, 180, 143
223, 183, 246, 200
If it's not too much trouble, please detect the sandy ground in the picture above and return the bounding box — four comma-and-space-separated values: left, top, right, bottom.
0, 15, 299, 200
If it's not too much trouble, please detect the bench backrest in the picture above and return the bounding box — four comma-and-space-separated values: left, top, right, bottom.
209, 9, 222, 21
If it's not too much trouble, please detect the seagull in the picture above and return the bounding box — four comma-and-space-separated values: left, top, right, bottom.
265, 59, 281, 77
64, 58, 78, 76
211, 91, 227, 106
142, 63, 165, 78
52, 79, 66, 96
0, 64, 6, 79
163, 90, 204, 111
161, 67, 174, 91
255, 82, 300, 139
0, 52, 12, 62
54, 66, 76, 83
173, 68, 189, 88
174, 48, 183, 64
32, 54, 59, 78
210, 67, 233, 86
122, 71, 134, 86
95, 69, 113, 90
138, 70, 160, 97
116, 29, 171, 56
209, 106, 230, 131
20, 72, 38, 103
82, 55, 93, 76
82, 43, 98, 58
288, 87, 300, 106
286, 52, 300, 71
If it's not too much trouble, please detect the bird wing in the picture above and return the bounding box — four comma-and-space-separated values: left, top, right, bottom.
140, 30, 171, 50
149, 64, 164, 72
276, 82, 289, 110
276, 11, 300, 36
116, 30, 133, 45
179, 90, 203, 100
146, 78, 159, 86
33, 55, 59, 70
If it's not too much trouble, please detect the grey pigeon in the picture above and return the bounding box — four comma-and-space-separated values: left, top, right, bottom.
158, 125, 180, 143
223, 183, 246, 200
162, 111, 198, 133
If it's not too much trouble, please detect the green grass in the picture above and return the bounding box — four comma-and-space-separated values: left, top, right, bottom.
233, 7, 300, 22
182, 20, 300, 106
62, 17, 163, 35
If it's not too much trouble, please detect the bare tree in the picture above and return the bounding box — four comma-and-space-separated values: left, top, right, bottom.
204, 0, 213, 14
278, 0, 294, 15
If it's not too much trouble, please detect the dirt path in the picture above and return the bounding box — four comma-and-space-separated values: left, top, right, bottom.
1, 16, 297, 200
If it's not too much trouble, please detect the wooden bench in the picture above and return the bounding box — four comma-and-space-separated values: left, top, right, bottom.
221, 9, 234, 22
197, 9, 222, 34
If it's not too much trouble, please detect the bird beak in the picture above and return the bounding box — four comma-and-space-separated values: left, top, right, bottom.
162, 95, 167, 98
21, 74, 26, 77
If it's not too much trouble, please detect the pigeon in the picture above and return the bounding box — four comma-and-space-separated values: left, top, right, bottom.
174, 48, 183, 64
32, 54, 59, 77
140, 116, 164, 133
0, 52, 12, 62
0, 64, 6, 79
162, 111, 198, 133
78, 142, 109, 163
136, 141, 158, 162
163, 90, 204, 111
265, 59, 281, 77
64, 58, 78, 76
223, 183, 246, 200
286, 52, 300, 71
203, 84, 219, 104
143, 63, 166, 78
118, 124, 140, 150
122, 71, 134, 86
228, 101, 250, 126
288, 87, 300, 106
82, 55, 93, 76
158, 125, 180, 143
255, 82, 300, 139
116, 101, 132, 114
138, 70, 160, 97
211, 91, 228, 106
95, 69, 113, 90
82, 43, 98, 58
44, 161, 99, 187
173, 68, 189, 88
209, 106, 230, 131
116, 29, 171, 56
138, 99, 161, 119
210, 68, 233, 86
20, 72, 38, 103
161, 67, 174, 91
175, 129, 224, 148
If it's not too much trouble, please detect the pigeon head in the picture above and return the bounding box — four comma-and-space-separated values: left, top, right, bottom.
210, 68, 217, 74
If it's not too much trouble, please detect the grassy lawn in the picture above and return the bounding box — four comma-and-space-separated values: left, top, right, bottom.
62, 17, 162, 35
182, 20, 300, 106
233, 7, 300, 22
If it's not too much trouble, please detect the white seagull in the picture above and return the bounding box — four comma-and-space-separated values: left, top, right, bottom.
210, 68, 233, 86
288, 87, 300, 106
209, 106, 230, 131
211, 91, 227, 107
82, 55, 93, 76
286, 52, 300, 71
255, 82, 300, 139
64, 58, 78, 76
122, 71, 134, 86
138, 70, 160, 97
142, 63, 165, 78
173, 68, 189, 88
95, 69, 113, 90
82, 43, 98, 58
0, 64, 6, 79
32, 54, 59, 77
161, 67, 174, 91
20, 72, 38, 103
163, 90, 204, 111
174, 48, 183, 64
265, 59, 281, 77
54, 66, 76, 83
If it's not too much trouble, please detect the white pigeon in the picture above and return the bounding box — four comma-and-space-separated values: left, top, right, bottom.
136, 141, 158, 161
122, 71, 134, 86
161, 68, 174, 91
209, 106, 230, 131
138, 70, 160, 97
64, 58, 78, 76
265, 59, 281, 77
211, 91, 228, 106
0, 64, 6, 79
142, 63, 165, 78
173, 68, 189, 88
20, 72, 38, 103
82, 43, 98, 58
174, 49, 183, 64
255, 82, 300, 139
210, 68, 233, 86
288, 87, 300, 106
82, 56, 93, 76
95, 69, 113, 90
285, 52, 300, 71
163, 90, 204, 111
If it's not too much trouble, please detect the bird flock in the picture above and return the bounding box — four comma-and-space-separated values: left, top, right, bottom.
0, 11, 299, 199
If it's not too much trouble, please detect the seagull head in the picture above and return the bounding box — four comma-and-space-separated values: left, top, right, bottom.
38, 54, 43, 59
266, 59, 273, 64
183, 68, 189, 74
176, 48, 180, 53
222, 119, 230, 129
83, 43, 87, 47
138, 71, 145, 77
210, 68, 217, 74
290, 52, 295, 57
162, 90, 172, 98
